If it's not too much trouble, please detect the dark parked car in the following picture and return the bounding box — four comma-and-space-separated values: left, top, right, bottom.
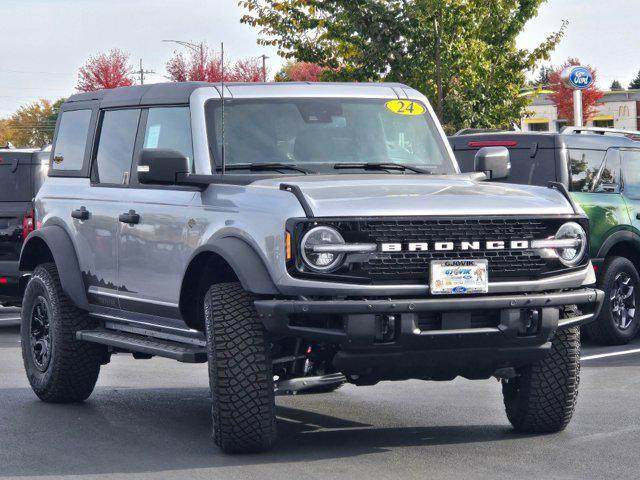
449, 128, 640, 345
0, 146, 49, 305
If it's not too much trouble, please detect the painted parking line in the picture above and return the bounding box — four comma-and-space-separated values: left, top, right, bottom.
582, 348, 640, 361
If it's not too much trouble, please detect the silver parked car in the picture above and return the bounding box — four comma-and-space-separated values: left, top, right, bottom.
19, 82, 603, 453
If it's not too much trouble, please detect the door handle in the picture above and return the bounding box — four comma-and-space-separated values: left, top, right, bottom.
636, 213, 640, 220
119, 209, 140, 225
71, 206, 90, 220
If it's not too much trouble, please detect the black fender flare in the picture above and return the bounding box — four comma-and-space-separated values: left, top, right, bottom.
191, 236, 279, 295
19, 226, 89, 309
596, 230, 640, 259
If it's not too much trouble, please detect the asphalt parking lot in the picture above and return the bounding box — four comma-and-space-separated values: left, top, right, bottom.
1, 317, 639, 480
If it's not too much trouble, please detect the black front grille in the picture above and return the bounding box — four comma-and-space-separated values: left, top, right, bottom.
289, 216, 586, 284
341, 218, 560, 282
362, 250, 546, 281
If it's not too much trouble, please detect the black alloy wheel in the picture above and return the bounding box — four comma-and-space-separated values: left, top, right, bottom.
610, 272, 636, 331
29, 297, 52, 372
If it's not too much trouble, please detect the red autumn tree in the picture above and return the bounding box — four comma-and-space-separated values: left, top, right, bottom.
274, 61, 326, 82
166, 43, 265, 82
549, 58, 604, 125
288, 62, 325, 82
77, 49, 134, 92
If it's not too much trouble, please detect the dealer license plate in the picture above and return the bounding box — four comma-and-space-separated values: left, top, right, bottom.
430, 259, 488, 295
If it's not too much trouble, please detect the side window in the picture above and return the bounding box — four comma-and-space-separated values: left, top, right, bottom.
569, 149, 606, 192
143, 107, 193, 171
622, 150, 640, 199
93, 109, 141, 185
51, 110, 92, 171
593, 149, 621, 193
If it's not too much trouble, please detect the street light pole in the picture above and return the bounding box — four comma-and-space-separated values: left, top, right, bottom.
162, 39, 202, 54
259, 54, 269, 82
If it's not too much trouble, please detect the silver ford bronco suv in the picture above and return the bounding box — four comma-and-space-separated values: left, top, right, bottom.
19, 82, 603, 453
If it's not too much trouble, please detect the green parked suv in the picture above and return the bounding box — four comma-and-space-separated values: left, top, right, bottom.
450, 127, 640, 345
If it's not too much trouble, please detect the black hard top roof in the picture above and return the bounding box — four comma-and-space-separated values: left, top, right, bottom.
65, 82, 211, 108
449, 131, 640, 150
65, 81, 413, 109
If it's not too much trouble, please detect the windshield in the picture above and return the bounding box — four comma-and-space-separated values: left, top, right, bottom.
205, 98, 455, 174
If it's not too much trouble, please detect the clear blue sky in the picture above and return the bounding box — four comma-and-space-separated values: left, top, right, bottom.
0, 0, 638, 117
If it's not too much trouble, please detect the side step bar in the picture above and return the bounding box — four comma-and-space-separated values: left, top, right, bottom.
77, 329, 207, 363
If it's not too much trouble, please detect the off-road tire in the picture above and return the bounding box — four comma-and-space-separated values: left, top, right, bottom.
502, 324, 580, 433
21, 263, 103, 403
204, 282, 276, 453
586, 256, 640, 345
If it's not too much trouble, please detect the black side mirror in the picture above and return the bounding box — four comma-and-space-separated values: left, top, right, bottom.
474, 146, 511, 180
138, 149, 190, 185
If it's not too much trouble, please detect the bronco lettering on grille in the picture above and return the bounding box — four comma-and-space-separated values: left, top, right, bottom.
380, 240, 530, 252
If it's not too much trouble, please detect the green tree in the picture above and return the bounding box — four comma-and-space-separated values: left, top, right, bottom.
5, 99, 57, 148
531, 65, 554, 87
610, 80, 623, 91
629, 70, 640, 90
240, 0, 566, 132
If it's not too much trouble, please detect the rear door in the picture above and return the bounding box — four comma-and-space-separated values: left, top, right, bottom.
448, 134, 558, 186
73, 108, 141, 308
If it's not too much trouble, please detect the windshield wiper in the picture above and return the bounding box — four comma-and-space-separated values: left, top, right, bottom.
333, 162, 432, 174
221, 163, 313, 174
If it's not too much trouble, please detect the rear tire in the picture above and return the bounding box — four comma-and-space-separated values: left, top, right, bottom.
502, 325, 580, 433
586, 256, 640, 345
21, 263, 104, 403
204, 282, 276, 453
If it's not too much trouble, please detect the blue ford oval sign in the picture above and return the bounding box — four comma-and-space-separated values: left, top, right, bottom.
561, 66, 593, 90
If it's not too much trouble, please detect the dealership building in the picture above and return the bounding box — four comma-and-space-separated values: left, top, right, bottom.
521, 90, 640, 132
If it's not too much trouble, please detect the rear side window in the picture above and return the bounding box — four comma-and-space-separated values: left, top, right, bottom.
569, 149, 606, 192
51, 109, 92, 171
143, 107, 193, 171
93, 109, 141, 185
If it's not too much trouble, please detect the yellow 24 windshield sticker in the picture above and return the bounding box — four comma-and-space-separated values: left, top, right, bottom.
385, 100, 425, 116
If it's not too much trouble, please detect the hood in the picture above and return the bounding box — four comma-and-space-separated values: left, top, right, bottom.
253, 174, 574, 217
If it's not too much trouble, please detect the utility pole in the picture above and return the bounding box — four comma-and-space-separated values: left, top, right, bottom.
259, 54, 269, 82
136, 59, 155, 85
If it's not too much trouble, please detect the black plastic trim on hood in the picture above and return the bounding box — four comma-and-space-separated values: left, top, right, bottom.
280, 183, 314, 218
547, 181, 580, 215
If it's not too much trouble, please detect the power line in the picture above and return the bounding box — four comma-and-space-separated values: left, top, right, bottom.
134, 59, 155, 85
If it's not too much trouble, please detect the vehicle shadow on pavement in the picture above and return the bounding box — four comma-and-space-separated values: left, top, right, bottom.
0, 386, 535, 477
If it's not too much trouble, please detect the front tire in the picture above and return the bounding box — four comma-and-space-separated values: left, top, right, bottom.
21, 263, 104, 403
502, 325, 580, 433
586, 256, 640, 345
204, 282, 277, 453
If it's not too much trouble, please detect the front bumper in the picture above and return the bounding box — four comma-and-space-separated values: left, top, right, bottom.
255, 288, 604, 380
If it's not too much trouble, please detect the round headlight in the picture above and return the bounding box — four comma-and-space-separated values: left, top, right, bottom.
300, 226, 345, 272
555, 222, 587, 266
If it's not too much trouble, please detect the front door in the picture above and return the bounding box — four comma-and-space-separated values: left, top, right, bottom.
620, 149, 640, 235
569, 147, 628, 258
116, 106, 198, 323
